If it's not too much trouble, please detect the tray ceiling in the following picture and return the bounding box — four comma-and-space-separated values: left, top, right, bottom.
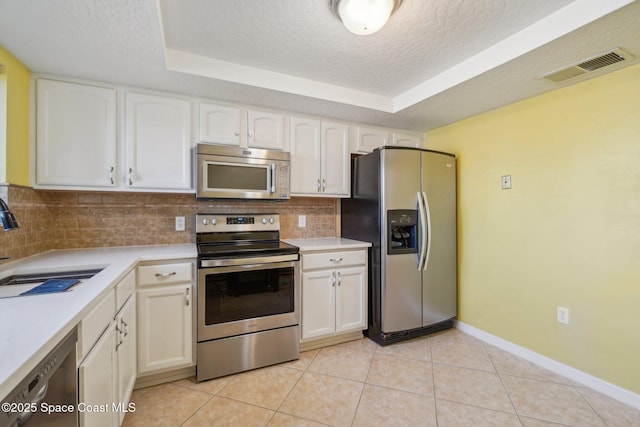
0, 0, 638, 131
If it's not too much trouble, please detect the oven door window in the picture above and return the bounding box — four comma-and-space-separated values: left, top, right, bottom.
203, 265, 294, 325
206, 161, 270, 192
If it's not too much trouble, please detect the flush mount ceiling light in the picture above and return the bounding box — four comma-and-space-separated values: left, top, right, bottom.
330, 0, 403, 35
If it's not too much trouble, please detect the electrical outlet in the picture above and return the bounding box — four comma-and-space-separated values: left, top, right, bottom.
298, 215, 306, 228
175, 216, 186, 231
557, 306, 569, 324
501, 175, 512, 190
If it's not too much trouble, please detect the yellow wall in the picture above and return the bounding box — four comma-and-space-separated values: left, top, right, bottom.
426, 63, 640, 394
0, 45, 30, 186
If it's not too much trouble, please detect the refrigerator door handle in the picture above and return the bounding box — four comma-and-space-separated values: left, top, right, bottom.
422, 191, 433, 271
417, 191, 428, 270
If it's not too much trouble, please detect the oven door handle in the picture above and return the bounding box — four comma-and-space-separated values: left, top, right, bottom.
199, 259, 298, 274
199, 253, 299, 268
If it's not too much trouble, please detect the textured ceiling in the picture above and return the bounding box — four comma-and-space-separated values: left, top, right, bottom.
0, 0, 639, 131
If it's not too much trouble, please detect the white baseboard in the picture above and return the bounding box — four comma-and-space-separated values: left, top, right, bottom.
455, 321, 640, 410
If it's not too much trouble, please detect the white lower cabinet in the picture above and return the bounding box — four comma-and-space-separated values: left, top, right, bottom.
115, 295, 136, 426
78, 269, 136, 427
300, 249, 367, 342
79, 322, 117, 427
136, 262, 194, 375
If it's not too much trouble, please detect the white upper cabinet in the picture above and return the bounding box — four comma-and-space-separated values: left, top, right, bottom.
125, 92, 192, 190
36, 79, 117, 187
321, 122, 350, 196
247, 109, 285, 150
391, 130, 423, 148
290, 117, 321, 195
35, 79, 194, 192
290, 117, 349, 197
199, 102, 286, 150
351, 125, 389, 154
199, 103, 241, 146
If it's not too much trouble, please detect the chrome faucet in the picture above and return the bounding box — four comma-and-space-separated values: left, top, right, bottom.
0, 197, 19, 231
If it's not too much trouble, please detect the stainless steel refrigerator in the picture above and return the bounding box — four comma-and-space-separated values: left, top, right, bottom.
341, 146, 457, 345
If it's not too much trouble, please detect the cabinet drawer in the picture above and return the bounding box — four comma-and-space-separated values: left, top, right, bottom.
78, 289, 115, 361
137, 262, 192, 287
302, 250, 366, 271
115, 269, 136, 309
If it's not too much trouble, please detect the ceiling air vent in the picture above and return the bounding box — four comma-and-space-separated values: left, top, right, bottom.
541, 48, 634, 83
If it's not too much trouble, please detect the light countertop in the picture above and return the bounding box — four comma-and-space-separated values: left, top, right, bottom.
0, 244, 196, 400
284, 237, 371, 252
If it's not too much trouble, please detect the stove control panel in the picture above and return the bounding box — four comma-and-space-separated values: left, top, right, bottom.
196, 214, 280, 233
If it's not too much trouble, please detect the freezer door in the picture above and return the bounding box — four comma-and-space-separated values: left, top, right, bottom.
380, 149, 422, 333
421, 152, 457, 326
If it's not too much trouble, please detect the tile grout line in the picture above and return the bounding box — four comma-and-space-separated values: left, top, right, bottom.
483, 341, 524, 426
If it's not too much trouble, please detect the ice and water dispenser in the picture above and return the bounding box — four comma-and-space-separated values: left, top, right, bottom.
387, 210, 418, 254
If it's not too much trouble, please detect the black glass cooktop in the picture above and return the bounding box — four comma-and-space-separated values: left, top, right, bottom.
197, 231, 298, 259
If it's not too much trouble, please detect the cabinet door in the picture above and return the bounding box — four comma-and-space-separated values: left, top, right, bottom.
353, 126, 388, 154
321, 122, 350, 197
391, 130, 423, 148
137, 284, 193, 374
290, 117, 322, 195
116, 296, 136, 425
79, 323, 117, 427
301, 270, 335, 340
335, 267, 367, 333
36, 79, 117, 187
125, 92, 192, 190
199, 102, 241, 145
247, 110, 285, 150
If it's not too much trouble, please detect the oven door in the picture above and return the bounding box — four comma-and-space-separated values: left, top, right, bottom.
197, 259, 299, 341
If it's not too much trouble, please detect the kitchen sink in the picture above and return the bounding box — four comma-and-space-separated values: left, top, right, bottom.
0, 268, 104, 298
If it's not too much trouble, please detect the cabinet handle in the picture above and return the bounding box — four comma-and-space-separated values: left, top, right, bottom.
128, 168, 133, 186
121, 318, 128, 337
322, 178, 326, 192
329, 258, 343, 263
317, 179, 321, 192
155, 271, 177, 278
185, 287, 190, 306
337, 272, 342, 286
109, 166, 114, 185
332, 272, 336, 287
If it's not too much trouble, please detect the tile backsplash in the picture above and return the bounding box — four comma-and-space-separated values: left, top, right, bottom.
0, 185, 338, 262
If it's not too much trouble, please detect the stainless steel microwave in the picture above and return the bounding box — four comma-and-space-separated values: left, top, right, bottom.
196, 144, 290, 199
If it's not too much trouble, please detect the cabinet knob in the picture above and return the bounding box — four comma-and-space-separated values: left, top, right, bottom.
248, 131, 254, 138
234, 130, 240, 136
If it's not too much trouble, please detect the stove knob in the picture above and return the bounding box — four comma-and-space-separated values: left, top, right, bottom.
211, 218, 217, 225
202, 218, 209, 225
269, 217, 275, 224
261, 217, 267, 224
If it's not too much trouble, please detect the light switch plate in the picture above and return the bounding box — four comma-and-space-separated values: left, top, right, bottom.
298, 215, 306, 228
501, 175, 512, 190
175, 216, 186, 231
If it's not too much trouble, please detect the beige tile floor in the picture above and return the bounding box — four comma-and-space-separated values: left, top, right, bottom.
122, 329, 640, 426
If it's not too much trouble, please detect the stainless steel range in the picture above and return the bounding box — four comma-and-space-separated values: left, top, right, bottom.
195, 213, 300, 381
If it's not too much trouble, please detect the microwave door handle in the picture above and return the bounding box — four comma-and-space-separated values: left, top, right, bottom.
270, 163, 276, 193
